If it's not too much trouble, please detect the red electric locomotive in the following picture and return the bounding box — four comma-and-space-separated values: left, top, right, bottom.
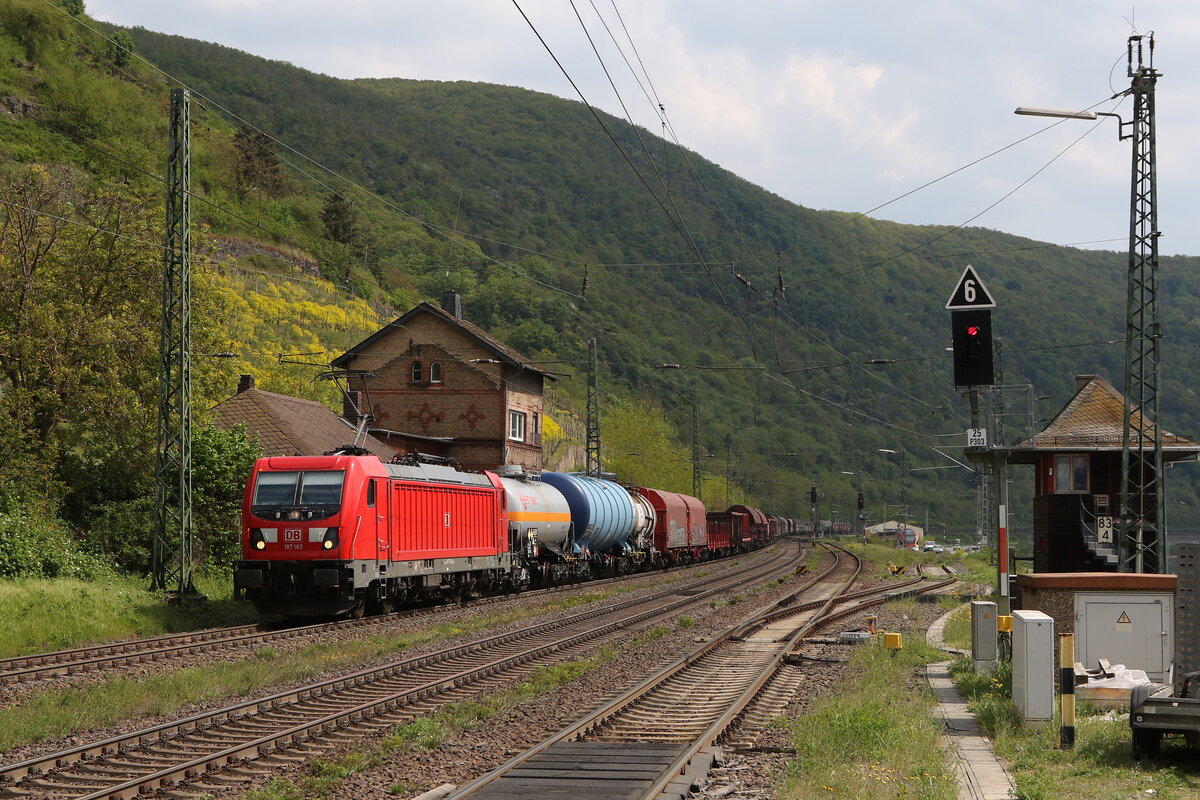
234, 454, 525, 617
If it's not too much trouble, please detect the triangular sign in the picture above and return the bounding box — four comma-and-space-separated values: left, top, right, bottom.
945, 264, 996, 310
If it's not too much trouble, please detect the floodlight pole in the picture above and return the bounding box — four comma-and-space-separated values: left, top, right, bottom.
1013, 33, 1164, 573
1118, 34, 1163, 573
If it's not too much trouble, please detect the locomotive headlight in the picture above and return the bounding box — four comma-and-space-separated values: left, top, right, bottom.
250, 529, 266, 550
322, 527, 340, 550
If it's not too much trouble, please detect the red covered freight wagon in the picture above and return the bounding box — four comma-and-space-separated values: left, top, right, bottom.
728, 504, 770, 548
631, 487, 707, 565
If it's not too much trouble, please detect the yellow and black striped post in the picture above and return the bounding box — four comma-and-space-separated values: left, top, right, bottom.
1060, 633, 1075, 748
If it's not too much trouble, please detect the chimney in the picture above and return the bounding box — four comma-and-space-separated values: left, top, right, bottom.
441, 291, 463, 319
1074, 374, 1097, 392
342, 390, 362, 422
238, 374, 256, 393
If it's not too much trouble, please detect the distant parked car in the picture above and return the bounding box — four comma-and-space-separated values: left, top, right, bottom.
932, 544, 944, 554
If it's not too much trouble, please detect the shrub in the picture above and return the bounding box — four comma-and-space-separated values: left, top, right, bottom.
0, 504, 111, 579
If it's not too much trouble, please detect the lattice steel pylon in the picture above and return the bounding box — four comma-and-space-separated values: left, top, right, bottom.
1118, 34, 1164, 573
691, 400, 702, 499
585, 337, 601, 478
150, 88, 197, 597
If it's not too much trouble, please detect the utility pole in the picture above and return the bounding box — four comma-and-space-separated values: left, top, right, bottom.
150, 88, 198, 600
691, 400, 701, 499
725, 435, 733, 507
810, 479, 819, 538
585, 337, 601, 478
1119, 33, 1163, 573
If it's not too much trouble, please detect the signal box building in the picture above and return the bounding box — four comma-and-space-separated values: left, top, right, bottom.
330, 292, 556, 472
1009, 374, 1200, 573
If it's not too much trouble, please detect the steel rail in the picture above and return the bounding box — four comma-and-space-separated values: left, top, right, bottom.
0, 552, 775, 686
0, 545, 805, 799
444, 544, 957, 800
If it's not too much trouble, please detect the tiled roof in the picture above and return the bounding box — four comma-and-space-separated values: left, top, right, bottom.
211, 388, 394, 459
331, 302, 557, 378
1014, 375, 1199, 452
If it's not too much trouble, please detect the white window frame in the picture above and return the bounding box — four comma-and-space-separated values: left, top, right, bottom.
508, 410, 527, 442
429, 362, 443, 383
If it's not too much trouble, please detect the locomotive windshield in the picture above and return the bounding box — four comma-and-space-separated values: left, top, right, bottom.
251, 470, 345, 520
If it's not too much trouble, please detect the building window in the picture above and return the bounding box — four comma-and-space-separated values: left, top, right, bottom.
509, 410, 526, 442
410, 361, 423, 382
429, 362, 443, 383
1054, 454, 1089, 493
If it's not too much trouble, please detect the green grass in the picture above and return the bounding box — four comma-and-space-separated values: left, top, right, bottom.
948, 656, 1200, 799
779, 633, 957, 799
0, 570, 257, 657
941, 602, 972, 650
0, 566, 665, 659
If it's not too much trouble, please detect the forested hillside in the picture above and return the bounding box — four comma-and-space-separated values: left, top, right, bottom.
1, 0, 1199, 580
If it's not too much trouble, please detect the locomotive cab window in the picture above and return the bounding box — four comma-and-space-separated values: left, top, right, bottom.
1054, 455, 1089, 493
429, 362, 443, 383
251, 470, 345, 520
508, 410, 526, 441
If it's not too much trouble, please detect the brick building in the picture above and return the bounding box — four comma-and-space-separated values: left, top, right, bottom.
330, 292, 555, 471
1010, 374, 1200, 573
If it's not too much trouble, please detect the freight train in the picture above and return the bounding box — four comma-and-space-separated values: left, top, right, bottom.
234, 453, 790, 618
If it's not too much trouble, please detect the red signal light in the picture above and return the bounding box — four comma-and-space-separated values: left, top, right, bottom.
967, 325, 980, 337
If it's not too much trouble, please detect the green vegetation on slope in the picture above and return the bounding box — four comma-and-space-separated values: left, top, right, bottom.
2, 1, 1200, 583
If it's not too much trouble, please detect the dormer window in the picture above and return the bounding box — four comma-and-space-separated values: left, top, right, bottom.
430, 362, 443, 383
410, 361, 423, 382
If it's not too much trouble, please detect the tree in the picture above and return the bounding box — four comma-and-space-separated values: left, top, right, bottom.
192, 423, 262, 568
319, 191, 358, 244
232, 126, 284, 201
108, 29, 133, 68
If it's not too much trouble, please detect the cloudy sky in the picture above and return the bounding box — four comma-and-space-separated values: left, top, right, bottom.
87, 1, 1200, 257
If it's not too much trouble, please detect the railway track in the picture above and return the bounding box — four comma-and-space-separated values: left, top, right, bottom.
445, 545, 953, 800
0, 542, 809, 800
0, 554, 771, 687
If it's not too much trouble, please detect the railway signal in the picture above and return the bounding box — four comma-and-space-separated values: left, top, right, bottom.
951, 309, 994, 387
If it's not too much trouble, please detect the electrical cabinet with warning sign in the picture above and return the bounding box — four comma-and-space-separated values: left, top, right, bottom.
1016, 573, 1178, 684
1075, 591, 1174, 683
